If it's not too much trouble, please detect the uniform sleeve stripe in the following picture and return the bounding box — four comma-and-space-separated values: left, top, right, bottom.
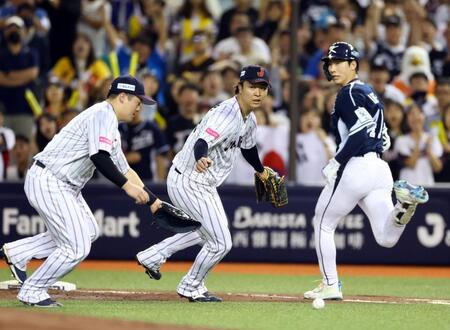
349, 122, 375, 135
348, 82, 356, 106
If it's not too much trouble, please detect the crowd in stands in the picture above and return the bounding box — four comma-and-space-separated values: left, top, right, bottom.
0, 0, 449, 187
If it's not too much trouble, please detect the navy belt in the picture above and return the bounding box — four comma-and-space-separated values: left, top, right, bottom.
358, 152, 381, 158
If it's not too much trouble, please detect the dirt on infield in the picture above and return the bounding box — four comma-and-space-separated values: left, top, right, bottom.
0, 309, 217, 330
1, 262, 449, 330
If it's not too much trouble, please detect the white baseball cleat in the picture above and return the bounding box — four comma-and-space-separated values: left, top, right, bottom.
304, 281, 343, 300
393, 180, 429, 226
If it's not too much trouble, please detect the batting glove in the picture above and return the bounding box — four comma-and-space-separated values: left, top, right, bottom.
382, 126, 391, 152
322, 158, 340, 186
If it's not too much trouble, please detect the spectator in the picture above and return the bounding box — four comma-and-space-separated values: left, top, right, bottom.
442, 22, 450, 78
36, 0, 81, 66
43, 76, 68, 118
0, 108, 15, 181
139, 69, 165, 124
393, 45, 435, 97
16, 2, 50, 85
199, 70, 228, 109
303, 16, 346, 80
255, 0, 288, 44
89, 76, 115, 105
51, 32, 111, 110
166, 83, 199, 157
434, 78, 450, 149
58, 108, 80, 129
383, 98, 406, 180
232, 25, 271, 66
173, 0, 216, 64
78, 0, 112, 58
103, 14, 167, 104
0, 0, 51, 34
216, 0, 258, 42
6, 133, 32, 180
35, 112, 57, 152
394, 103, 443, 186
220, 64, 240, 97
419, 16, 447, 79
368, 14, 406, 81
435, 104, 450, 182
178, 30, 215, 85
214, 24, 271, 65
163, 76, 188, 118
369, 63, 405, 105
0, 16, 39, 140
109, 0, 137, 31
406, 72, 440, 132
119, 106, 169, 182
274, 25, 311, 77
127, 0, 170, 41
296, 110, 335, 186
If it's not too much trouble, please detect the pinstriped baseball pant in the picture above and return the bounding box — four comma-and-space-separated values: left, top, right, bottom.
137, 166, 232, 297
7, 164, 99, 303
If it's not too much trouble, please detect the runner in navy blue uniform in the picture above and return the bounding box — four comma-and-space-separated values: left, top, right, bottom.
304, 42, 429, 300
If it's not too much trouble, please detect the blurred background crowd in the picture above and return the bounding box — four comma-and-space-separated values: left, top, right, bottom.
0, 0, 449, 187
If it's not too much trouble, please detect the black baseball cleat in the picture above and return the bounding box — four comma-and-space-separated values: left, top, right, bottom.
178, 292, 223, 302
136, 259, 161, 280
21, 298, 63, 308
1, 246, 27, 283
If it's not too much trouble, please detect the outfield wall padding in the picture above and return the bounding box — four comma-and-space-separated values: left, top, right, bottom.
1, 182, 449, 265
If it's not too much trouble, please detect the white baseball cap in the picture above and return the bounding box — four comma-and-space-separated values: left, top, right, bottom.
5, 16, 25, 28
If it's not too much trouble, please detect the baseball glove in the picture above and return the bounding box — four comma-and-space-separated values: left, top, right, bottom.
152, 201, 201, 233
255, 166, 288, 207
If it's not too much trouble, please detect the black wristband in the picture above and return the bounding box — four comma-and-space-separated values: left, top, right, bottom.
143, 186, 158, 206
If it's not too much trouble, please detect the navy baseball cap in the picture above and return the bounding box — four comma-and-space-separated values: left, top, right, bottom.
239, 65, 270, 87
108, 76, 156, 105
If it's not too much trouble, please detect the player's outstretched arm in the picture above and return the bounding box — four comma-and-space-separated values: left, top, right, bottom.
125, 169, 162, 212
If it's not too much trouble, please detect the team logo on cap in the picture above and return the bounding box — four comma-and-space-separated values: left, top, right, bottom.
257, 67, 265, 77
117, 83, 136, 91
240, 70, 245, 77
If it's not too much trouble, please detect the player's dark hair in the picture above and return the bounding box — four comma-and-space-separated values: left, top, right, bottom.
107, 93, 134, 101
234, 82, 243, 95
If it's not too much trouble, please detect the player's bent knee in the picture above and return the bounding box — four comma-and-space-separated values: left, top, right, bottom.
375, 237, 398, 248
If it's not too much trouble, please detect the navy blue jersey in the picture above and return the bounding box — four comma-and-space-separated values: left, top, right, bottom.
332, 79, 385, 164
119, 121, 169, 180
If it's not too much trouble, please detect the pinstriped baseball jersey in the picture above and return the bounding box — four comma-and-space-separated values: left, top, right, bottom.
172, 96, 257, 186
35, 101, 130, 188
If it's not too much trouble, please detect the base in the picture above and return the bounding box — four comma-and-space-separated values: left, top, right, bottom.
0, 280, 76, 291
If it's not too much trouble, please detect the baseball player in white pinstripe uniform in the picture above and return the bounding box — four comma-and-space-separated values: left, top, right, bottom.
0, 76, 162, 307
137, 65, 273, 302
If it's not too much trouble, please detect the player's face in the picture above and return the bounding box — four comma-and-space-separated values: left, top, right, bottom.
328, 59, 357, 86
120, 94, 142, 122
240, 81, 269, 109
